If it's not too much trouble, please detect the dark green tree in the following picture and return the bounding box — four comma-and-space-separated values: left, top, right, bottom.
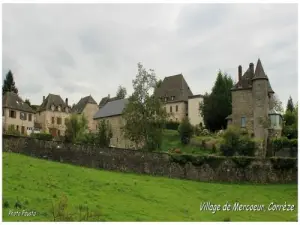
286, 96, 295, 112
2, 70, 18, 95
178, 117, 193, 145
199, 70, 233, 132
116, 85, 127, 99
96, 120, 113, 147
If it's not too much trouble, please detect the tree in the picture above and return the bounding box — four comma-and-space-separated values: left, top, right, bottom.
116, 85, 127, 99
2, 70, 18, 95
271, 94, 283, 113
65, 114, 88, 143
122, 62, 168, 151
24, 99, 31, 106
199, 70, 233, 132
286, 96, 295, 112
96, 120, 113, 147
178, 117, 193, 145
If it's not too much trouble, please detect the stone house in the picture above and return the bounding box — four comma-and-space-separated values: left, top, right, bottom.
72, 95, 99, 132
93, 98, 136, 149
35, 94, 71, 136
154, 74, 204, 125
226, 58, 283, 142
2, 92, 37, 135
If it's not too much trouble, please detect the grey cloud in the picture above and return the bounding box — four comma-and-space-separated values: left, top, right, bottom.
2, 3, 298, 108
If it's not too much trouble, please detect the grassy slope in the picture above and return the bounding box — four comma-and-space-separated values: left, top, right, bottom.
2, 153, 298, 222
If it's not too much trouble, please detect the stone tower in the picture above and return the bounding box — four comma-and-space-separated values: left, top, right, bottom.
252, 59, 269, 156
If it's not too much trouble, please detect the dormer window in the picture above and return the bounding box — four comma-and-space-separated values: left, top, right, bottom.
165, 97, 168, 102
58, 106, 61, 111
51, 105, 55, 111
65, 107, 69, 113
171, 96, 175, 101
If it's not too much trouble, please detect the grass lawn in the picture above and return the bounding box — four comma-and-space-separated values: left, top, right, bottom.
160, 129, 221, 155
2, 152, 298, 222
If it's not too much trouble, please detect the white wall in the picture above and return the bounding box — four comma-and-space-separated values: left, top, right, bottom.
188, 96, 204, 126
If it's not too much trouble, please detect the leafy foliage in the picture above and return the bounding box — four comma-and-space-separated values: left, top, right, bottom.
178, 117, 193, 145
122, 63, 168, 151
6, 125, 21, 136
286, 96, 295, 112
95, 120, 113, 147
165, 121, 180, 130
271, 137, 297, 152
271, 94, 283, 113
220, 126, 256, 157
116, 85, 127, 99
65, 114, 88, 143
2, 70, 18, 95
30, 132, 53, 141
199, 70, 233, 132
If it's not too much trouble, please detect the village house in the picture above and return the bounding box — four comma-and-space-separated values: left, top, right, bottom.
154, 74, 204, 125
35, 94, 71, 136
2, 92, 38, 135
226, 58, 283, 143
93, 98, 137, 149
72, 95, 99, 132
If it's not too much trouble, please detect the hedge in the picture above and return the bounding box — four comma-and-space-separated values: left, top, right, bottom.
271, 137, 298, 151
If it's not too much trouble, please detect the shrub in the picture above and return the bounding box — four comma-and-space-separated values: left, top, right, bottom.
272, 137, 291, 152
236, 136, 256, 157
178, 117, 193, 145
95, 120, 113, 147
6, 125, 21, 136
165, 121, 180, 130
283, 124, 297, 139
193, 125, 201, 136
201, 129, 210, 136
289, 139, 298, 148
220, 143, 235, 156
31, 132, 53, 141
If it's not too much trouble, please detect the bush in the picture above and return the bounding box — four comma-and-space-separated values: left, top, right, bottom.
221, 126, 256, 157
272, 137, 298, 151
193, 125, 201, 136
200, 129, 210, 136
96, 120, 113, 147
178, 117, 193, 145
76, 132, 97, 145
31, 132, 53, 141
282, 124, 297, 139
6, 125, 21, 136
165, 121, 180, 130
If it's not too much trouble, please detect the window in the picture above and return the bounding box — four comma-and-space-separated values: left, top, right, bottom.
20, 112, 27, 120
29, 114, 32, 121
52, 117, 55, 124
170, 106, 172, 113
16, 125, 18, 131
176, 105, 178, 112
58, 130, 61, 136
241, 117, 246, 128
57, 117, 62, 125
9, 110, 16, 118
171, 96, 175, 101
165, 97, 168, 102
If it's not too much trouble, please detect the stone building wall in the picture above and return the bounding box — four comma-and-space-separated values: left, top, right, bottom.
231, 89, 254, 134
2, 135, 297, 184
163, 102, 187, 122
81, 103, 99, 132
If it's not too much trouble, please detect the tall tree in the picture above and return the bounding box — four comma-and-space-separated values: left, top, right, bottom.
24, 99, 31, 106
116, 85, 127, 99
199, 70, 233, 132
2, 70, 18, 95
271, 94, 283, 113
65, 114, 88, 143
286, 96, 295, 112
122, 63, 168, 151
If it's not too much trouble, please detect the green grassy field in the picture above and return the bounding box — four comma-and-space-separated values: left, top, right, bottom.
160, 129, 221, 155
2, 152, 298, 222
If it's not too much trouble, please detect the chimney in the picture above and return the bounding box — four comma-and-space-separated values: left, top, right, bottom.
65, 98, 68, 106
249, 63, 254, 74
108, 94, 110, 99
238, 65, 242, 81
43, 96, 45, 102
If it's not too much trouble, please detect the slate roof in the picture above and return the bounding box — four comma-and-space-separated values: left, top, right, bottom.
99, 96, 119, 108
72, 95, 97, 114
154, 74, 193, 102
2, 92, 35, 113
232, 59, 274, 93
94, 98, 128, 119
38, 93, 69, 112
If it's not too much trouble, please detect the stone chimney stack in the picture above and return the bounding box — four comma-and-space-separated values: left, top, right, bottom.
249, 63, 254, 74
43, 96, 45, 102
65, 98, 68, 106
238, 65, 242, 81
108, 94, 110, 99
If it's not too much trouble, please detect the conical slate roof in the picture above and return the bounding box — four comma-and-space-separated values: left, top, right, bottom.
253, 58, 268, 80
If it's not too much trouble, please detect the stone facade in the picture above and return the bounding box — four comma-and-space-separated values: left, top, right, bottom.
163, 101, 187, 122
81, 103, 99, 132
94, 115, 137, 149
188, 95, 204, 126
3, 135, 297, 184
35, 110, 70, 136
2, 108, 35, 135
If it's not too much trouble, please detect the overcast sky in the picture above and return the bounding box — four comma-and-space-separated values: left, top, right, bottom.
2, 3, 298, 108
